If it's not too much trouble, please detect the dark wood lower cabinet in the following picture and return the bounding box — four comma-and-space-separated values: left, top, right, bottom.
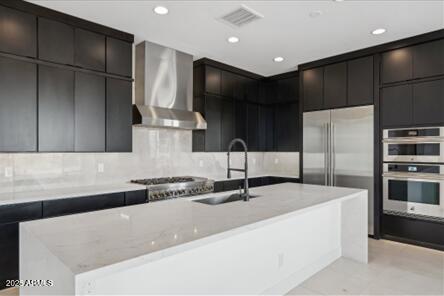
124, 190, 148, 206
42, 193, 125, 218
213, 176, 300, 193
0, 223, 19, 290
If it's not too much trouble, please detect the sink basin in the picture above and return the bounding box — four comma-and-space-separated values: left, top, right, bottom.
193, 193, 259, 205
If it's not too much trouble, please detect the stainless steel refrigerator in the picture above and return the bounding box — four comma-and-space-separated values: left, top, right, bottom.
303, 105, 374, 234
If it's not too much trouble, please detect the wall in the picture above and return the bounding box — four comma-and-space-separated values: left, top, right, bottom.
0, 127, 299, 193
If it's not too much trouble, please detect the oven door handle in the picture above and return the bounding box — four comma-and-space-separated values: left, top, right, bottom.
382, 137, 444, 143
383, 173, 444, 182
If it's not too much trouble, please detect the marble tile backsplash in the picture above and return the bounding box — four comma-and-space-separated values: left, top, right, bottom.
0, 128, 299, 193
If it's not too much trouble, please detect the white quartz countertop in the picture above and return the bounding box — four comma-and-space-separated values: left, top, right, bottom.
0, 173, 298, 206
0, 183, 147, 206
21, 183, 365, 277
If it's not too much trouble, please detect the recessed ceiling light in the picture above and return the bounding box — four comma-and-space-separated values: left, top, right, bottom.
153, 6, 168, 15
372, 28, 386, 35
274, 57, 284, 63
333, 0, 345, 2
309, 10, 323, 18
227, 36, 239, 43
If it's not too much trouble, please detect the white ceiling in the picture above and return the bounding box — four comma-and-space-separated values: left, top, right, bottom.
30, 0, 444, 76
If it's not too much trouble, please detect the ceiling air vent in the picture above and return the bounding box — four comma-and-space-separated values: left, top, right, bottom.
220, 5, 264, 28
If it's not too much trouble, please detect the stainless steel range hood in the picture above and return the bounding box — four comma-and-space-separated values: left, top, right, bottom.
133, 41, 207, 130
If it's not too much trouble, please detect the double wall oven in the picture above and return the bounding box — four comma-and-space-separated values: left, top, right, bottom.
383, 127, 444, 221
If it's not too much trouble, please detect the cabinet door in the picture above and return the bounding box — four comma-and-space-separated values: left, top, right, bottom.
413, 39, 444, 79
125, 190, 147, 205
247, 103, 259, 151
348, 56, 374, 106
0, 57, 37, 152
42, 193, 125, 218
75, 72, 105, 152
106, 37, 132, 77
106, 78, 132, 152
221, 98, 235, 150
204, 95, 222, 151
245, 78, 259, 102
234, 100, 247, 147
258, 105, 274, 151
303, 67, 324, 111
381, 85, 412, 127
381, 47, 413, 84
205, 66, 221, 95
38, 18, 74, 65
275, 103, 299, 151
75, 29, 106, 71
277, 77, 299, 103
413, 79, 444, 125
38, 66, 74, 152
324, 62, 347, 109
221, 70, 236, 98
0, 223, 19, 289
0, 6, 36, 57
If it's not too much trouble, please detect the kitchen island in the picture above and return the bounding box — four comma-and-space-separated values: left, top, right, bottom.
20, 183, 367, 295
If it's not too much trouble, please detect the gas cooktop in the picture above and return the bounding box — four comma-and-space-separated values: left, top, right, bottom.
131, 176, 214, 202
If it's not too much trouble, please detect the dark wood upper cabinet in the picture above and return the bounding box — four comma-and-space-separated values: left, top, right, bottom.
245, 78, 259, 103
303, 67, 324, 111
381, 47, 413, 84
413, 39, 444, 79
259, 105, 274, 151
38, 65, 74, 152
204, 95, 222, 152
324, 62, 347, 109
277, 77, 298, 103
38, 18, 74, 65
75, 28, 106, 71
381, 84, 412, 127
347, 56, 374, 106
247, 102, 259, 151
0, 57, 37, 152
234, 100, 247, 147
221, 70, 236, 98
106, 37, 132, 77
106, 78, 132, 152
0, 6, 36, 57
275, 103, 299, 151
75, 72, 106, 152
221, 98, 235, 150
205, 66, 221, 95
412, 79, 444, 126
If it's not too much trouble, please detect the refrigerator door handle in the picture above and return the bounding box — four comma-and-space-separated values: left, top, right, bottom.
324, 123, 329, 186
331, 122, 335, 186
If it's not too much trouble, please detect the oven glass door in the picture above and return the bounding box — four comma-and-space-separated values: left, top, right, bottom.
388, 179, 440, 205
384, 142, 443, 162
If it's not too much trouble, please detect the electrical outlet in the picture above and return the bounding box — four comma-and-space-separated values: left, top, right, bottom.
274, 158, 279, 164
199, 160, 204, 167
278, 253, 284, 268
4, 167, 13, 178
252, 157, 256, 165
97, 163, 105, 173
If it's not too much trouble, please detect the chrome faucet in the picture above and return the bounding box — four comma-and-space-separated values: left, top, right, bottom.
227, 138, 249, 202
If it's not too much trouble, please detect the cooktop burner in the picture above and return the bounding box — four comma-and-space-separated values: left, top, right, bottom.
131, 176, 195, 186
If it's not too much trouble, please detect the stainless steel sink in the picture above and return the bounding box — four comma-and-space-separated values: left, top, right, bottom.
193, 193, 260, 205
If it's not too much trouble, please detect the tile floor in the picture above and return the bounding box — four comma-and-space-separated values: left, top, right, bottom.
287, 239, 444, 295
1, 239, 443, 296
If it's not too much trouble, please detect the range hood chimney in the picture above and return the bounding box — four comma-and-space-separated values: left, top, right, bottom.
133, 41, 206, 130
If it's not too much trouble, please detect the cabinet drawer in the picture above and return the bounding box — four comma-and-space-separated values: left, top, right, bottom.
0, 202, 42, 224
42, 193, 125, 218
125, 190, 147, 206
223, 179, 244, 191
